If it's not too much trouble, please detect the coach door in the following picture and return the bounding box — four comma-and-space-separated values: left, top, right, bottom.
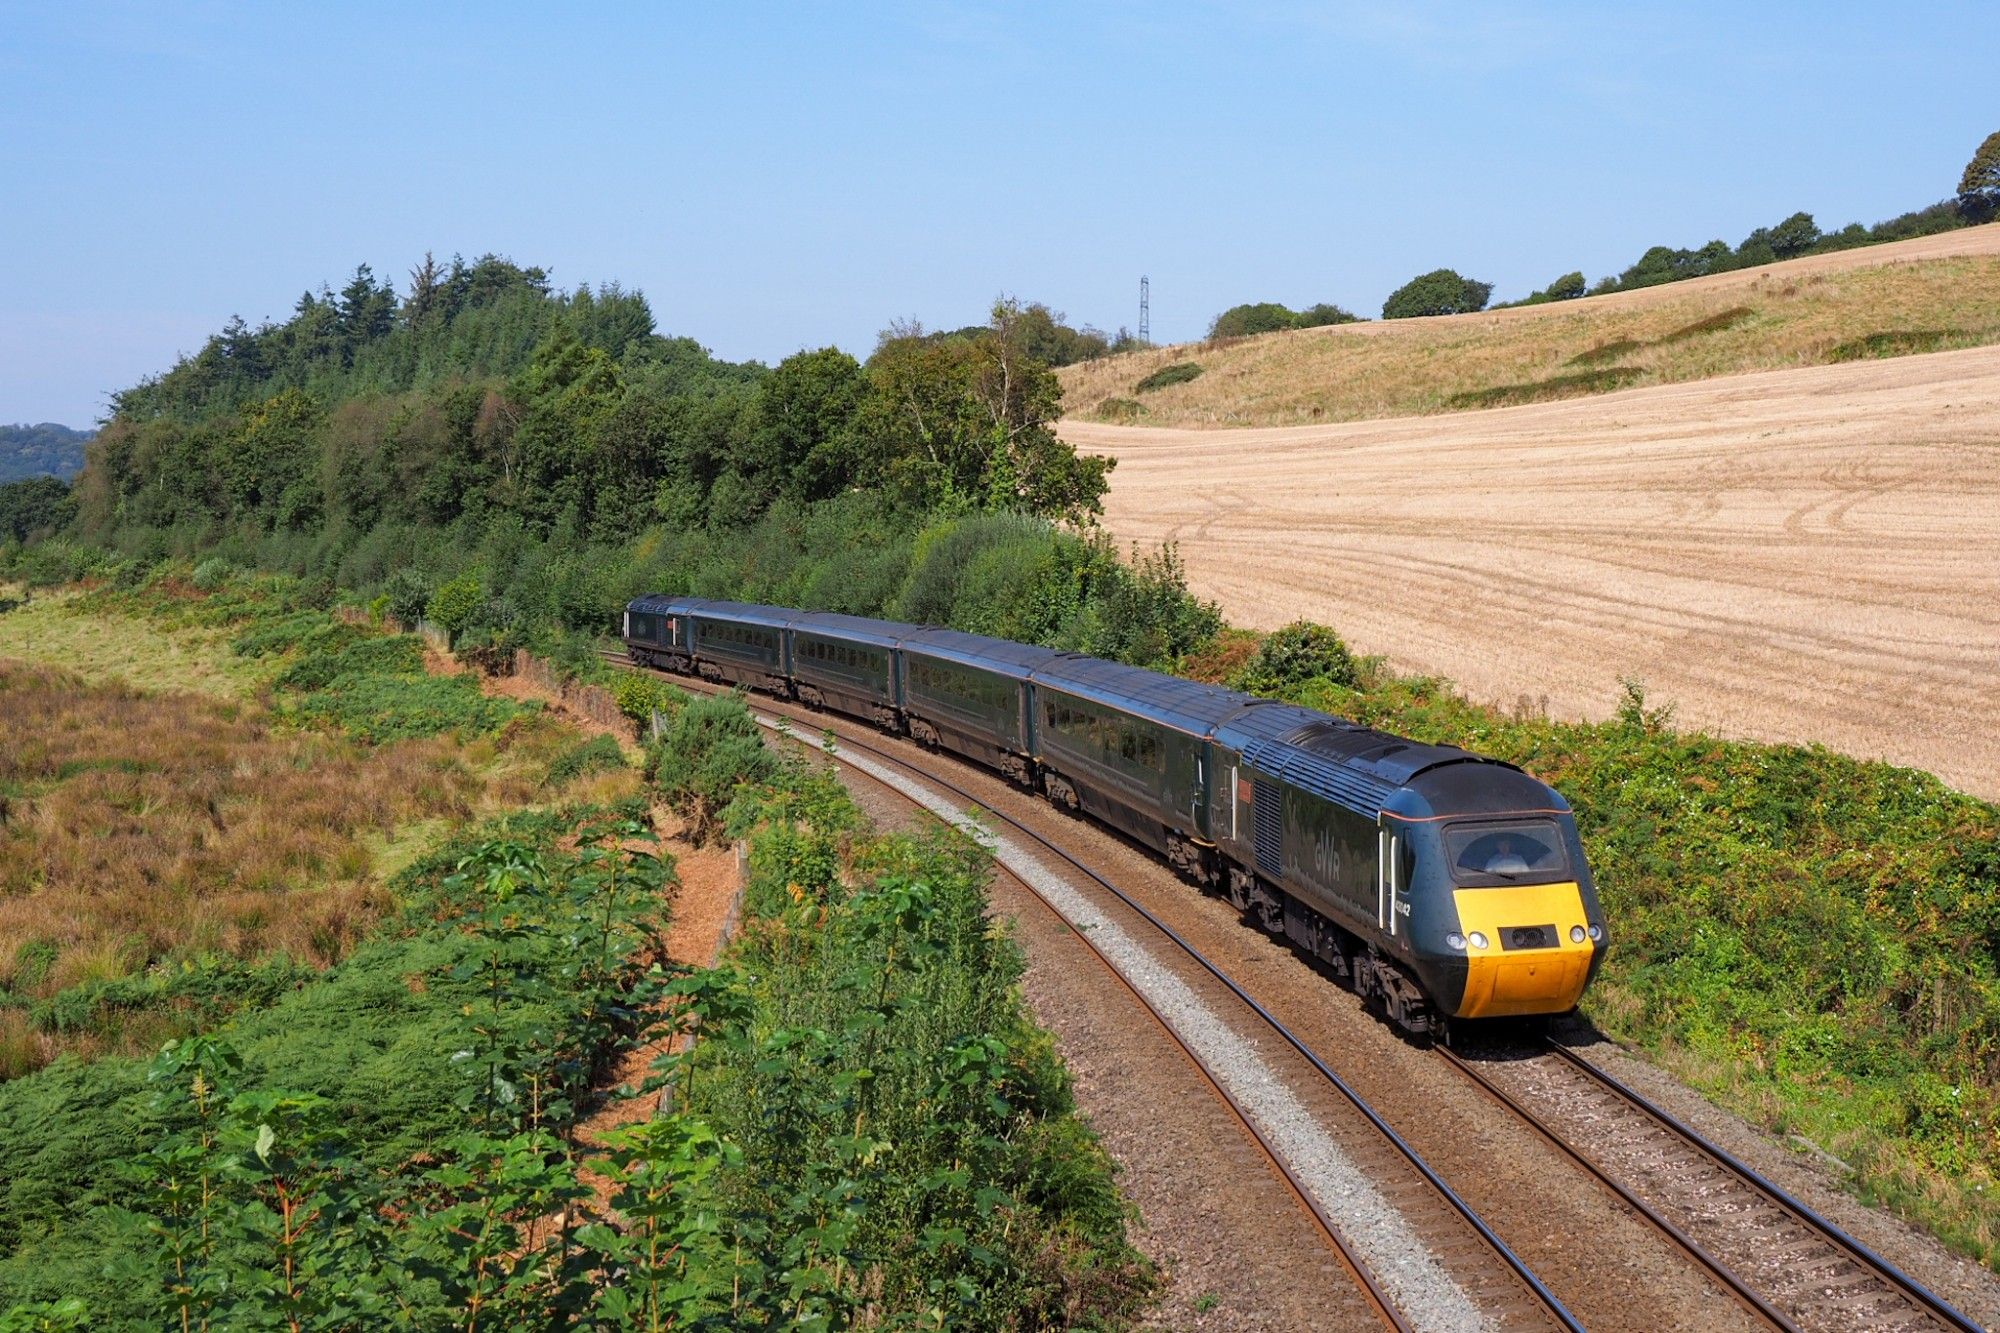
1165, 733, 1207, 838
1377, 821, 1398, 936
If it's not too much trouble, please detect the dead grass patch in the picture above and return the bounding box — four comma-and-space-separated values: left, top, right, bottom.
0, 653, 637, 1072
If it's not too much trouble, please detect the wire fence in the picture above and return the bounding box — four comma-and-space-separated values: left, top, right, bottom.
511, 649, 633, 736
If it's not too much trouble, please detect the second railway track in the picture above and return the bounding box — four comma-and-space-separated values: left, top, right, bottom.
1441, 1037, 1982, 1333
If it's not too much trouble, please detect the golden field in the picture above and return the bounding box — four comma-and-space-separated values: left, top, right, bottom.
1064, 345, 2000, 798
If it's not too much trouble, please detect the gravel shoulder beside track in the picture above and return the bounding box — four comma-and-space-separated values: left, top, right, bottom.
833, 755, 1381, 1330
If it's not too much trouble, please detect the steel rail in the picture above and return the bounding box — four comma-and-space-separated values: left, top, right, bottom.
1544, 1040, 1982, 1333
607, 650, 1583, 1332
1436, 1045, 1795, 1331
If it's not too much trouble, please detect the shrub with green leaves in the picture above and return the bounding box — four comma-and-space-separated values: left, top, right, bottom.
190, 558, 233, 591
1133, 361, 1203, 393
649, 691, 782, 842
425, 571, 483, 639
1381, 268, 1493, 319
544, 734, 627, 787
1232, 621, 1359, 694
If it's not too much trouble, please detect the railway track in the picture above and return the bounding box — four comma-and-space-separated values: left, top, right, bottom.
606, 650, 1579, 1332
1441, 1038, 1983, 1333
605, 649, 1985, 1332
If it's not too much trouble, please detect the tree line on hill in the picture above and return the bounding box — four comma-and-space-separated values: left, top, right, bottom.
1204, 129, 2000, 333
2, 253, 1226, 673
0, 423, 91, 484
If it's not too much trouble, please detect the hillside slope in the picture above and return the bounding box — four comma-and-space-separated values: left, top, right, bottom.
1063, 224, 2000, 427
0, 423, 90, 482
1062, 344, 2000, 798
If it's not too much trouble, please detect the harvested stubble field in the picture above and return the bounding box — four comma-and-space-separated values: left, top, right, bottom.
1063, 344, 2000, 799
1063, 225, 2000, 427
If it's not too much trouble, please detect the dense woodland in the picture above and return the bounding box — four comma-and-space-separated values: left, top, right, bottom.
0, 424, 90, 484
25, 254, 1218, 670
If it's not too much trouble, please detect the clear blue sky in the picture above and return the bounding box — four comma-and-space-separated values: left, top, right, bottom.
3, 1, 1994, 426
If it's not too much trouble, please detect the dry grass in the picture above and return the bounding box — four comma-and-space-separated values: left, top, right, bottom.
0, 590, 262, 698
1064, 345, 2000, 799
0, 661, 475, 996
0, 640, 644, 1071
1061, 225, 2000, 427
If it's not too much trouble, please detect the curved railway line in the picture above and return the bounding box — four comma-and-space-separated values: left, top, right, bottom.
603, 649, 1985, 1332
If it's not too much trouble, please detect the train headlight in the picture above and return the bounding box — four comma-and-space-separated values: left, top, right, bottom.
1467, 931, 1490, 950
1446, 932, 1466, 952
1587, 923, 1603, 942
1570, 925, 1587, 944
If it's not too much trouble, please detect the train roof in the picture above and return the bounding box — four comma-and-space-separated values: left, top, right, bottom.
683, 600, 801, 630
629, 594, 708, 615
787, 610, 915, 650
1031, 655, 1256, 736
899, 627, 1064, 674
1216, 701, 1517, 816
625, 593, 1557, 819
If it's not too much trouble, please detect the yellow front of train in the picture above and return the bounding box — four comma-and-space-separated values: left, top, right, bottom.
1395, 768, 1608, 1022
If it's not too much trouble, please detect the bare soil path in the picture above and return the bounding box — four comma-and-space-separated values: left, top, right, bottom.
1063, 344, 2000, 799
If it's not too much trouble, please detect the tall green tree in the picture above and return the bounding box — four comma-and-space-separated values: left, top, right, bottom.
1381, 269, 1493, 319
862, 300, 1111, 523
751, 347, 870, 504
1960, 130, 2000, 210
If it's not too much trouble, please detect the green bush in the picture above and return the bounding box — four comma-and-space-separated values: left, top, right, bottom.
544, 734, 628, 786
609, 669, 682, 725
1232, 621, 1359, 693
649, 691, 782, 841
1133, 361, 1203, 393
1095, 396, 1145, 421
273, 634, 426, 691
425, 571, 483, 639
1381, 268, 1494, 319
190, 558, 233, 592
1207, 301, 1359, 338
1524, 270, 1587, 304
284, 670, 523, 744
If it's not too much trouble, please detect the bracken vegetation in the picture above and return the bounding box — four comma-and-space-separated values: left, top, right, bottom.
0, 573, 635, 1077
0, 693, 1149, 1328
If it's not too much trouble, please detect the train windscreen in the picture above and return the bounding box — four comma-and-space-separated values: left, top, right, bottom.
1442, 819, 1569, 886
